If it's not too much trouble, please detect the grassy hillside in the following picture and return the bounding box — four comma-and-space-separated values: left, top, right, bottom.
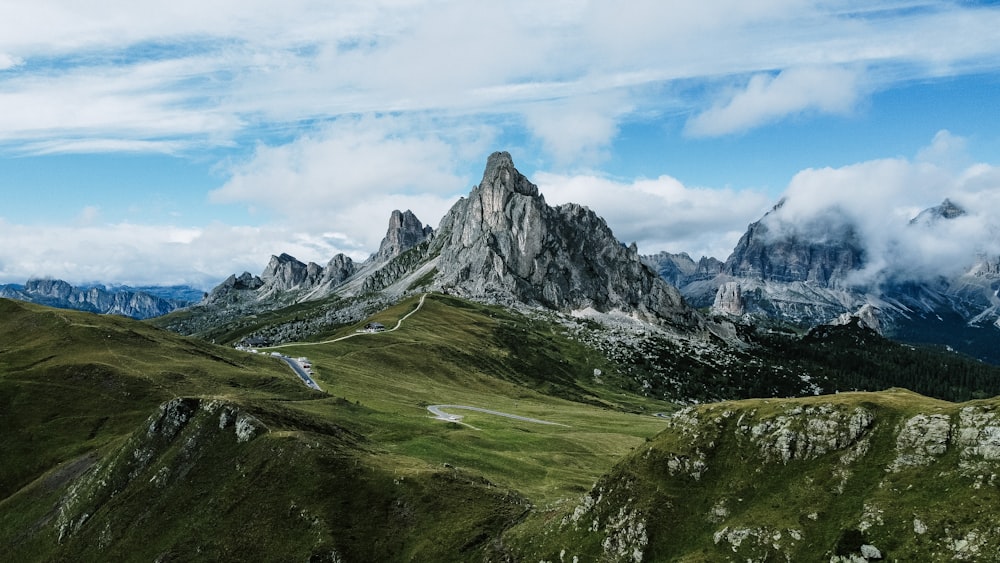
507, 388, 1000, 561
6, 293, 1000, 561
0, 296, 674, 561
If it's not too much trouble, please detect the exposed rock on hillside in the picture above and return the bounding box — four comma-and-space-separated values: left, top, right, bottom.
56, 398, 268, 544
512, 390, 1000, 562
431, 151, 701, 327
371, 209, 434, 264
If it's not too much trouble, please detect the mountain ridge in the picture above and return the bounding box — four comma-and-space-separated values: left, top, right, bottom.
0, 278, 198, 319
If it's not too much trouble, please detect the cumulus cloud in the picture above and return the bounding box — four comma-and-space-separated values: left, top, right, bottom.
210, 115, 492, 250
0, 215, 387, 288
764, 131, 1000, 285
686, 66, 865, 137
535, 172, 772, 260
522, 95, 629, 165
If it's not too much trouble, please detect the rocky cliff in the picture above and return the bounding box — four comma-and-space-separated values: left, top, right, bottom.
430, 151, 701, 327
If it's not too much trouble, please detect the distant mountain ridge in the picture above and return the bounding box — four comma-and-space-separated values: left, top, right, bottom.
645, 198, 1000, 363
0, 279, 199, 319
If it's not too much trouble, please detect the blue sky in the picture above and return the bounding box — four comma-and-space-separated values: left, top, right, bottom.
1, 1, 999, 288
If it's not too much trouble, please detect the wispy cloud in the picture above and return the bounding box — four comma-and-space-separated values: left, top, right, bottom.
685, 66, 866, 137
1, 1, 998, 159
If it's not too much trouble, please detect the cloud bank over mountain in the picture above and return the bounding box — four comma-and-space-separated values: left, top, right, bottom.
762, 131, 1000, 286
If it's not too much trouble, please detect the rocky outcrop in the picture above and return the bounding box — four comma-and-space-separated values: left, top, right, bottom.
712, 281, 744, 316
0, 278, 186, 319
55, 398, 267, 544
370, 209, 434, 264
259, 253, 322, 295
522, 390, 1000, 562
320, 254, 356, 287
430, 151, 701, 327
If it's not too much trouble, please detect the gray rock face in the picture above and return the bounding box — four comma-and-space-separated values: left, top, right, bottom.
371, 209, 434, 264
321, 254, 356, 286
260, 253, 318, 294
0, 278, 183, 319
713, 282, 744, 316
431, 151, 700, 327
723, 203, 865, 287
642, 252, 723, 288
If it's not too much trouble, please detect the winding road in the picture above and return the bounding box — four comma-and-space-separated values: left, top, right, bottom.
427, 404, 568, 430
263, 293, 427, 350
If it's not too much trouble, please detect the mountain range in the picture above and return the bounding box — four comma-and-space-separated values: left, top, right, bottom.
0, 279, 201, 319
164, 151, 716, 348
4, 151, 1000, 562
644, 198, 1000, 363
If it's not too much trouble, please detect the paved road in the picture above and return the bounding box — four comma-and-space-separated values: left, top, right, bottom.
262, 293, 427, 350
278, 355, 323, 391
427, 404, 568, 428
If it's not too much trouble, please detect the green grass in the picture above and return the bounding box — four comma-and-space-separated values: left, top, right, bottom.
508, 388, 1000, 562
0, 295, 675, 561
254, 294, 674, 503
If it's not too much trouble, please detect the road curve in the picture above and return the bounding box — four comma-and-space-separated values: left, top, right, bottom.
262, 293, 427, 350
427, 404, 568, 427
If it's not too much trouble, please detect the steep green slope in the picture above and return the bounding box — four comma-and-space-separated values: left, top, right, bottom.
508, 389, 1000, 562
0, 296, 673, 561
0, 298, 312, 501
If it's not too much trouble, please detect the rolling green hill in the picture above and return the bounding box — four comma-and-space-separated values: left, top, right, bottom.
4, 294, 1000, 562
0, 296, 674, 561
507, 388, 1000, 561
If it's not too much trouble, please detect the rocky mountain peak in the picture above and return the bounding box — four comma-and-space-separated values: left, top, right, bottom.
430, 152, 701, 328
910, 198, 967, 225
480, 151, 539, 198
371, 209, 433, 264
260, 253, 318, 293
723, 210, 865, 288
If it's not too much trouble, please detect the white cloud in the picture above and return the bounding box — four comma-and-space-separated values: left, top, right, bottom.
0, 219, 363, 288
210, 115, 491, 249
0, 1, 998, 159
765, 131, 1000, 285
535, 171, 772, 260
686, 66, 865, 136
0, 53, 21, 69
522, 94, 629, 165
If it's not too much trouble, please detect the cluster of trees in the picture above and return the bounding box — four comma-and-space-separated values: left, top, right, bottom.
758, 321, 1000, 402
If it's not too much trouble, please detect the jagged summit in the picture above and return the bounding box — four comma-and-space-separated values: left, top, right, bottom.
430, 152, 700, 327
910, 198, 967, 225
371, 209, 434, 264
480, 151, 540, 197
191, 151, 712, 335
